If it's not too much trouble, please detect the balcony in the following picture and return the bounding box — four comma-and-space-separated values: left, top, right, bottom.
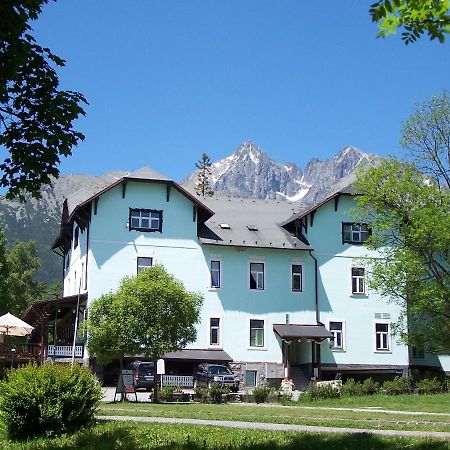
47, 344, 84, 358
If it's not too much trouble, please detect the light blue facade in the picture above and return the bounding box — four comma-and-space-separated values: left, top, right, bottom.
298, 195, 410, 374
58, 171, 447, 386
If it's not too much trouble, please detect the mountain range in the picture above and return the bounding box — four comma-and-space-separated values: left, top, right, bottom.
0, 141, 377, 284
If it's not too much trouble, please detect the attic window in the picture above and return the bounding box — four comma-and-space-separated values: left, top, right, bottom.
247, 225, 258, 231
219, 223, 231, 229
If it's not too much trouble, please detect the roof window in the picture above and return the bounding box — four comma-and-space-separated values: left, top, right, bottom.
247, 225, 258, 231
219, 223, 231, 229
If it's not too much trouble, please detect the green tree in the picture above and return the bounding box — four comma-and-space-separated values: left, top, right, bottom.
195, 153, 214, 198
87, 265, 203, 401
0, 0, 87, 200
354, 92, 450, 352
370, 0, 450, 44
0, 222, 46, 315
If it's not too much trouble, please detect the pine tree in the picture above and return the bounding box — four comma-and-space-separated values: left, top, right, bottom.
195, 153, 214, 197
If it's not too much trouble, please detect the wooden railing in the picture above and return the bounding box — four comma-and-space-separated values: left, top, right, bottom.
0, 343, 42, 360
47, 345, 84, 358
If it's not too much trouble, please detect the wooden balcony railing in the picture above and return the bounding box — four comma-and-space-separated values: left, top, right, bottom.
0, 343, 42, 361
47, 344, 84, 358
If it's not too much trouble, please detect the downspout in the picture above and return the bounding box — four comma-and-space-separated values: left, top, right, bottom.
309, 249, 320, 380
308, 250, 319, 323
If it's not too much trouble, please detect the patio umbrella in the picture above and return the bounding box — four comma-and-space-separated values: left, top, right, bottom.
0, 313, 34, 336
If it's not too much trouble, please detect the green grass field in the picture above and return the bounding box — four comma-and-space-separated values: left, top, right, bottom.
0, 422, 447, 450
98, 398, 450, 433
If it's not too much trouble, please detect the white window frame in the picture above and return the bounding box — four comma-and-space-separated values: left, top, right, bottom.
351, 267, 366, 295
129, 208, 162, 232
208, 317, 221, 347
328, 319, 346, 351
137, 256, 153, 274
291, 263, 303, 292
248, 317, 267, 350
342, 222, 370, 244
249, 262, 265, 291
209, 259, 222, 289
374, 321, 391, 353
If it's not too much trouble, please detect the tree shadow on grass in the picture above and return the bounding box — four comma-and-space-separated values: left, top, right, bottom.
23, 423, 448, 450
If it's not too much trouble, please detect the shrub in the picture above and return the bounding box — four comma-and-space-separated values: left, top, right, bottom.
341, 378, 364, 397
208, 383, 230, 403
382, 376, 412, 395
159, 385, 181, 402
416, 378, 442, 394
253, 385, 272, 404
362, 378, 380, 395
194, 386, 209, 403
0, 363, 102, 439
304, 383, 340, 401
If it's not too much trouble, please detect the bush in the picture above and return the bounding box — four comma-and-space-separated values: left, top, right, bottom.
382, 376, 412, 395
208, 383, 230, 403
304, 383, 340, 401
362, 378, 380, 395
194, 385, 209, 403
253, 385, 273, 404
341, 378, 364, 397
159, 385, 181, 402
0, 363, 102, 439
416, 378, 442, 394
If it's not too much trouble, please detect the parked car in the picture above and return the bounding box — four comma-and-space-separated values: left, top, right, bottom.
127, 361, 155, 391
194, 363, 239, 391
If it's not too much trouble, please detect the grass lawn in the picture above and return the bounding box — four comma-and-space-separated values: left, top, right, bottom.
290, 392, 450, 413
0, 421, 447, 450
98, 401, 450, 433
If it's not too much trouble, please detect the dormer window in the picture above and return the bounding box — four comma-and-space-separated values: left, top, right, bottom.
342, 222, 370, 244
129, 208, 163, 232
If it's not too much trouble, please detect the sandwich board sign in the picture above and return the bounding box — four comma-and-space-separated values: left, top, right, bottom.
114, 369, 137, 402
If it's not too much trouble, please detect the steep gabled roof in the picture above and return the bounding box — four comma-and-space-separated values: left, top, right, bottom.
281, 183, 355, 227
52, 167, 214, 253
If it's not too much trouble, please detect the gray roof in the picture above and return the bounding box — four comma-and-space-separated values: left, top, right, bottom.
273, 323, 333, 341
199, 197, 311, 250
163, 349, 232, 362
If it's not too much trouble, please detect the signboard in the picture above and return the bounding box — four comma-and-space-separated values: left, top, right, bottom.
114, 369, 137, 402
157, 358, 165, 375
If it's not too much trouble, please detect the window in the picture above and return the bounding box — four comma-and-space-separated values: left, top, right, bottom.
342, 222, 370, 244
351, 268, 366, 294
210, 260, 221, 288
250, 319, 264, 347
209, 318, 220, 346
291, 264, 303, 292
329, 321, 344, 350
73, 226, 79, 249
375, 323, 390, 351
129, 208, 162, 232
250, 263, 264, 290
137, 257, 153, 274
245, 370, 257, 387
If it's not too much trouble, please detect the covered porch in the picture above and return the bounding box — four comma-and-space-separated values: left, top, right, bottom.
274, 323, 333, 390
22, 293, 88, 362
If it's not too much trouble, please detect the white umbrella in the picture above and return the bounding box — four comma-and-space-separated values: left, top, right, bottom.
0, 313, 34, 337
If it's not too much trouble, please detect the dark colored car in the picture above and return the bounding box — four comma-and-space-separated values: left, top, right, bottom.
194, 363, 239, 391
127, 361, 155, 390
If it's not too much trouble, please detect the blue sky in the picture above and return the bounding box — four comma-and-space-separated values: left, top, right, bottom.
29, 0, 450, 181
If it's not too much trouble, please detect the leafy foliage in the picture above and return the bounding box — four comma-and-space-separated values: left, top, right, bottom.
253, 385, 273, 403
0, 0, 87, 200
0, 363, 101, 439
208, 383, 230, 403
354, 92, 450, 353
303, 383, 341, 401
158, 385, 182, 402
341, 378, 380, 396
0, 221, 47, 315
416, 378, 443, 394
382, 376, 413, 395
370, 0, 450, 44
195, 153, 214, 197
